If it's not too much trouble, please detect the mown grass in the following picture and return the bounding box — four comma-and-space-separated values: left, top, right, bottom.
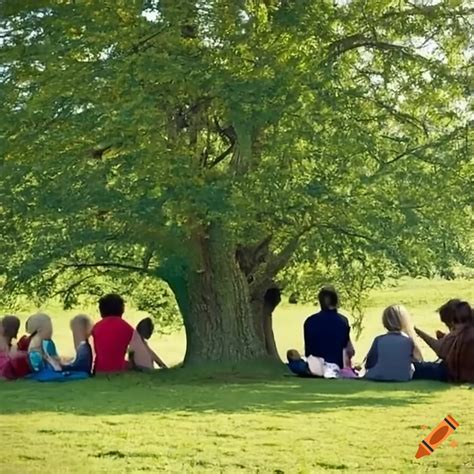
1, 278, 473, 473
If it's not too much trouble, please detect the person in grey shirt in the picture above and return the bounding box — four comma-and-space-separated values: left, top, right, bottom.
364, 305, 418, 382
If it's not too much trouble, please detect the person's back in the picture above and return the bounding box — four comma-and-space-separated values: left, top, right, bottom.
438, 302, 474, 383
446, 325, 474, 383
365, 332, 414, 382
304, 310, 350, 368
129, 318, 168, 371
92, 294, 134, 373
365, 305, 416, 382
63, 315, 93, 374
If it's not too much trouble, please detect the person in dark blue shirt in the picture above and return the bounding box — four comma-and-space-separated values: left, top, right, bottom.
62, 315, 93, 374
304, 286, 354, 369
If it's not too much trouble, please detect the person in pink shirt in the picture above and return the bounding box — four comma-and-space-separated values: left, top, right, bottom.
92, 294, 134, 373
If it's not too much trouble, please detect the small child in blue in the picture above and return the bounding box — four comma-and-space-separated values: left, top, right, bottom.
27, 313, 62, 372
27, 313, 88, 382
62, 315, 93, 374
286, 349, 311, 376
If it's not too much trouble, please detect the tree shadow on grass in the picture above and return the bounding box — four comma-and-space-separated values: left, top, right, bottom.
0, 366, 454, 417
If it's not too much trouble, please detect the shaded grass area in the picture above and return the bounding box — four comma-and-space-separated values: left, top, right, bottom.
1, 368, 473, 473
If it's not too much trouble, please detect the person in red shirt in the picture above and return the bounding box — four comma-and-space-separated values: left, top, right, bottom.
92, 294, 134, 373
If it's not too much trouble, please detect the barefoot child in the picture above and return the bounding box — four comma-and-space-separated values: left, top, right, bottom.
129, 317, 167, 370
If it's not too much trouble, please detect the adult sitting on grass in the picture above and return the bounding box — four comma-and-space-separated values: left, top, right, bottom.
92, 294, 134, 373
435, 298, 461, 340
304, 286, 355, 370
415, 300, 474, 383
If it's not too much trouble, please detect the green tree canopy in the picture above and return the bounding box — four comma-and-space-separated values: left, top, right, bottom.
1, 0, 472, 364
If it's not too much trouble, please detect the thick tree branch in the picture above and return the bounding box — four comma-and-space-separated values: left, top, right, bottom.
248, 227, 313, 294
130, 28, 166, 54
208, 143, 235, 168
324, 34, 413, 63
61, 262, 151, 274
60, 261, 172, 283
51, 275, 95, 300
381, 5, 474, 21
236, 235, 273, 276
384, 123, 471, 166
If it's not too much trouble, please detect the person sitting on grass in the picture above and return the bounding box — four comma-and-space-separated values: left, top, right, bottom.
17, 317, 32, 352
92, 294, 134, 373
364, 305, 418, 382
27, 313, 62, 373
0, 315, 20, 352
129, 317, 167, 371
415, 301, 474, 383
25, 313, 89, 382
0, 315, 32, 380
304, 286, 355, 370
62, 314, 93, 374
0, 315, 27, 380
435, 298, 461, 340
413, 299, 464, 381
286, 348, 351, 379
286, 349, 311, 376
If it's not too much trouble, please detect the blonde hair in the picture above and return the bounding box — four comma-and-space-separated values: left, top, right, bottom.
70, 314, 92, 330
26, 313, 52, 335
382, 305, 423, 361
286, 349, 301, 361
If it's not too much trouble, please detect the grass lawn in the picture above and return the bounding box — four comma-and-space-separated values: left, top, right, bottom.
1, 278, 473, 473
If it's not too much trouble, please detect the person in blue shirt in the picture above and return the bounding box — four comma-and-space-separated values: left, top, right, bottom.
303, 286, 354, 369
62, 314, 93, 374
286, 349, 311, 376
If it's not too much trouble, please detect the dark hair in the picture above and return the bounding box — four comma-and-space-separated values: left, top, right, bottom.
1, 315, 20, 339
318, 286, 338, 310
264, 287, 281, 311
99, 294, 125, 318
437, 299, 462, 328
452, 301, 473, 325
136, 317, 154, 340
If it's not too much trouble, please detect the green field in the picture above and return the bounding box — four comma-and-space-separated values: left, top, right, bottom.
1, 278, 473, 473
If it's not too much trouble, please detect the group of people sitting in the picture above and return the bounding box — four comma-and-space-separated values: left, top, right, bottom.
2, 287, 474, 384
0, 294, 167, 381
287, 286, 474, 383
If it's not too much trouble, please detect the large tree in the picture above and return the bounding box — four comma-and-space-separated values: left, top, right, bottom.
0, 0, 472, 365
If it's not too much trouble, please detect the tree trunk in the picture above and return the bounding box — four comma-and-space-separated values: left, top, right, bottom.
168, 229, 271, 366
250, 286, 281, 360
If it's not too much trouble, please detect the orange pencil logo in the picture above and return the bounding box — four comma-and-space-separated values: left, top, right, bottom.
415, 415, 460, 459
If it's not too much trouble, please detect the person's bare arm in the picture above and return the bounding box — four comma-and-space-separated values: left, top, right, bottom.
150, 348, 167, 369
345, 338, 355, 358
414, 327, 442, 356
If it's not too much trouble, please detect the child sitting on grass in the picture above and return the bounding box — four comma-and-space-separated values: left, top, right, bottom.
62, 314, 93, 374
364, 305, 416, 382
128, 317, 167, 371
0, 315, 20, 352
27, 313, 62, 372
27, 313, 89, 382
